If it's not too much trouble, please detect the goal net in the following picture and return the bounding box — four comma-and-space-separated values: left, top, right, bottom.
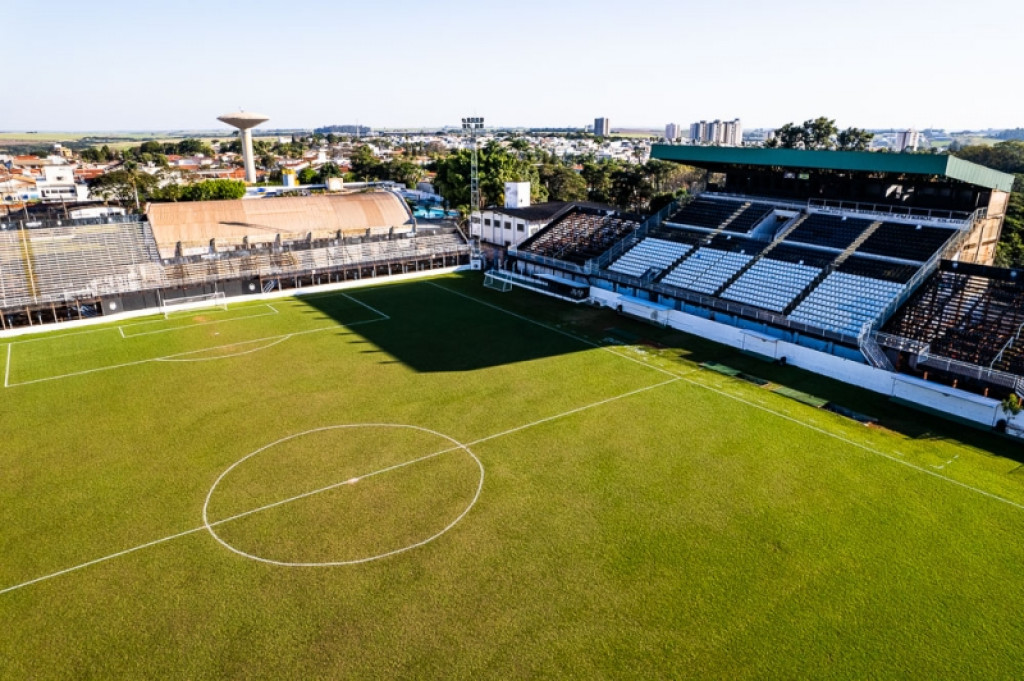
161, 291, 228, 318
483, 272, 513, 293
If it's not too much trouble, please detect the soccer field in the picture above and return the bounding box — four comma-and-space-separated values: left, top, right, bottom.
3, 273, 1024, 679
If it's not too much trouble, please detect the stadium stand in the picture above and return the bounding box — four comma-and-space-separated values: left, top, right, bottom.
26, 222, 165, 302
520, 207, 640, 264
607, 237, 692, 277
856, 222, 957, 262
790, 257, 916, 337
660, 235, 765, 294
783, 213, 874, 250
0, 230, 34, 308
721, 245, 833, 312
0, 194, 469, 328
882, 264, 1024, 375
146, 193, 415, 259
665, 197, 775, 234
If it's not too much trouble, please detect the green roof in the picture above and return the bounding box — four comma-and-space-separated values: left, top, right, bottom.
650, 146, 1015, 193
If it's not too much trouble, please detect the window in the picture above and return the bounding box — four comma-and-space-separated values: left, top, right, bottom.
504, 221, 512, 230
517, 222, 525, 232
484, 218, 491, 227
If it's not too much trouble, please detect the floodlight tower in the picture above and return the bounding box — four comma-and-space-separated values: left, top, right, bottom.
217, 111, 270, 184
461, 116, 484, 238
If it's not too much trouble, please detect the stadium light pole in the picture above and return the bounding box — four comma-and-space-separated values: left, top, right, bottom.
461, 117, 484, 239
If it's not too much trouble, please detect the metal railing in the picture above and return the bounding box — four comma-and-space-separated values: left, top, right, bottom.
585, 198, 684, 273
0, 214, 145, 231
807, 198, 976, 224
913, 352, 1022, 391
647, 278, 860, 346
990, 321, 1024, 370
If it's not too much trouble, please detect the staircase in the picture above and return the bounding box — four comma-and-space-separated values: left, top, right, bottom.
18, 227, 39, 302
711, 212, 811, 297
860, 332, 895, 371
707, 202, 751, 236
781, 220, 884, 315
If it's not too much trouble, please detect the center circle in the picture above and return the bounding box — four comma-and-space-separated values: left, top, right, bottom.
202, 424, 484, 566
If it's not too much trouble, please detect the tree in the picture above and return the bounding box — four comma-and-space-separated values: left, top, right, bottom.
179, 179, 246, 201
802, 117, 838, 150
610, 166, 653, 212
384, 160, 424, 189
350, 145, 381, 180
87, 165, 160, 209
298, 167, 318, 184
539, 164, 588, 202
431, 143, 543, 212
836, 127, 874, 151
773, 122, 806, 149
316, 162, 343, 183
580, 160, 621, 204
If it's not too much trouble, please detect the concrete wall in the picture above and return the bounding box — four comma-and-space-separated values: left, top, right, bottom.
590, 287, 1011, 434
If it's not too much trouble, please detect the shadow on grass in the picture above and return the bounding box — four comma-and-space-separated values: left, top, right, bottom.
298, 273, 588, 373
301, 271, 1022, 460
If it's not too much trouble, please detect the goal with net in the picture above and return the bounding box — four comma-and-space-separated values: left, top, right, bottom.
160, 291, 228, 318
483, 271, 513, 293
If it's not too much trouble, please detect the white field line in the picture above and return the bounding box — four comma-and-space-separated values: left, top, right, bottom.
426, 282, 679, 380
0, 377, 678, 594
4, 343, 10, 389
5, 317, 384, 388
154, 336, 294, 363
119, 305, 280, 338
8, 325, 121, 345
340, 293, 391, 321
428, 282, 1024, 516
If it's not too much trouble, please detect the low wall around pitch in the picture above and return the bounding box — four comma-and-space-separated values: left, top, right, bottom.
589, 287, 1008, 433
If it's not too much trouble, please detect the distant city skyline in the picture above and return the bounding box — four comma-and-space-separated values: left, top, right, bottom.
2, 0, 1021, 132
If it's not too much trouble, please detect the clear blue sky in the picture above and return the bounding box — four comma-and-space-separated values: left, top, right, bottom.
3, 0, 1021, 132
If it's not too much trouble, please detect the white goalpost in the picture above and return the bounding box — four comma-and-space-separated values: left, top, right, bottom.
483, 271, 513, 293
160, 291, 229, 318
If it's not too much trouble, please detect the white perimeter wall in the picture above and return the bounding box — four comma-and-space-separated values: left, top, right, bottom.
590, 287, 1015, 434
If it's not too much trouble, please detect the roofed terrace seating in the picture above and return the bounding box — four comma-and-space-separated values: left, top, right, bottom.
856, 221, 957, 262
784, 213, 874, 250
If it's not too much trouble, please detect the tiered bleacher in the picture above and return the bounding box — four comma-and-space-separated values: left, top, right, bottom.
607, 237, 692, 277
721, 245, 833, 312
784, 214, 874, 250
882, 265, 1024, 375
0, 230, 34, 309
660, 235, 765, 294
790, 257, 916, 337
665, 197, 774, 234
587, 195, 973, 343
26, 222, 165, 302
0, 212, 468, 327
521, 208, 640, 264
857, 222, 957, 262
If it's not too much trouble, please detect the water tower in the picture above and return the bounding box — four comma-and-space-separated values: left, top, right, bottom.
217, 111, 269, 184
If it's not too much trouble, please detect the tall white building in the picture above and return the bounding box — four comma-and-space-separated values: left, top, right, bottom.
689, 118, 742, 146
594, 117, 610, 137
665, 123, 682, 141
895, 129, 921, 152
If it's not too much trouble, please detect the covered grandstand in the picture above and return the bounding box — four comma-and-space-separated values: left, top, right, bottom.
0, 191, 469, 329
502, 147, 1022, 429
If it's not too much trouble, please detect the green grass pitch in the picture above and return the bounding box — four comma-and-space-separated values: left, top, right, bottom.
3, 272, 1024, 679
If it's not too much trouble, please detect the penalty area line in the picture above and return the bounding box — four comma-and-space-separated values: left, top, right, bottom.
0, 376, 678, 594
4, 316, 386, 388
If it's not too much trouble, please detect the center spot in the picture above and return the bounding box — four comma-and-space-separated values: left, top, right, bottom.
203, 424, 483, 566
